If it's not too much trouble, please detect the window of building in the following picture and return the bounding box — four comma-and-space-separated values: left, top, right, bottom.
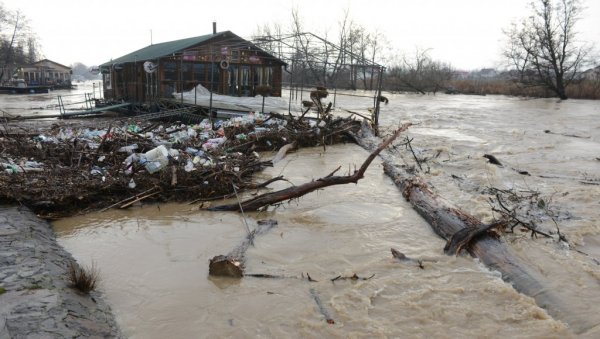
265, 67, 273, 86
163, 62, 177, 80
194, 64, 205, 82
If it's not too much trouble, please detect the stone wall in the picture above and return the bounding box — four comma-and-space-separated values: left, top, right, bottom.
0, 206, 122, 338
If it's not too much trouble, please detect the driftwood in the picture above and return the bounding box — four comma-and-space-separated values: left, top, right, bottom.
272, 141, 297, 165
209, 124, 411, 212
352, 122, 599, 334
208, 219, 278, 277
443, 222, 503, 255
309, 288, 335, 324
483, 154, 503, 167
391, 248, 425, 269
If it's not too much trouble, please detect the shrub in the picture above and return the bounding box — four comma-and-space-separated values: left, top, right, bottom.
66, 261, 100, 294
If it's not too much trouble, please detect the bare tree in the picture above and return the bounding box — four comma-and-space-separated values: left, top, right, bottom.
384, 48, 454, 94
0, 10, 21, 82
252, 23, 283, 58
425, 60, 454, 94
368, 30, 386, 90
0, 5, 40, 82
503, 0, 592, 99
252, 8, 386, 91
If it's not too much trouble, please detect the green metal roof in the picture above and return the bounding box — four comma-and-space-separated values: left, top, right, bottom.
100, 32, 226, 67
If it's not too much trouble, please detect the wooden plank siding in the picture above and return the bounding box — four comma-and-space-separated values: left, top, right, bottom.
102, 31, 286, 103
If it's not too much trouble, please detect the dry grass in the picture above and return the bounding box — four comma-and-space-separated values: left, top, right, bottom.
67, 261, 100, 294
448, 78, 600, 99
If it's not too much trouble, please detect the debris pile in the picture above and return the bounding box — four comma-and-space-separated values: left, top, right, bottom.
0, 113, 361, 218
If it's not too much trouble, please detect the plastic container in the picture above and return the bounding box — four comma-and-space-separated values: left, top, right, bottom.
143, 145, 169, 173
145, 161, 163, 174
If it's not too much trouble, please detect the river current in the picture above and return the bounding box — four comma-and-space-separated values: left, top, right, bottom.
5, 85, 598, 337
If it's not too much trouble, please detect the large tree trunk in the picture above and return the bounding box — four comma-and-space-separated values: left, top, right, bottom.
352, 122, 599, 334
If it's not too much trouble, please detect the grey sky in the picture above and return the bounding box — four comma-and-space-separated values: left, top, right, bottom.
3, 0, 600, 70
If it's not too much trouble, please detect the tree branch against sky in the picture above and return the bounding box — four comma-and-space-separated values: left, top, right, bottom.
503, 0, 593, 99
0, 3, 41, 81
0, 0, 596, 70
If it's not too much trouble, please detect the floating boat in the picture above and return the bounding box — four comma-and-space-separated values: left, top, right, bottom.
0, 79, 50, 94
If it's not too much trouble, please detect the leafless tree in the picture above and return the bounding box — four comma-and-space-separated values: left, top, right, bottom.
252, 23, 284, 59
367, 30, 386, 90
252, 8, 386, 91
503, 0, 592, 99
0, 5, 40, 82
384, 48, 453, 94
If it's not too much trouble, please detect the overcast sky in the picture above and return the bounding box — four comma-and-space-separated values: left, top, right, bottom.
3, 0, 600, 70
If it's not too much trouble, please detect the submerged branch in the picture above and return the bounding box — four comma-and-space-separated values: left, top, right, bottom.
209, 124, 411, 212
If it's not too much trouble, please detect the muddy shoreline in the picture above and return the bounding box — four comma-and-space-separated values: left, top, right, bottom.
0, 205, 122, 338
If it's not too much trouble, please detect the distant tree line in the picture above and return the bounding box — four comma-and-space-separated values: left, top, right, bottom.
255, 0, 598, 100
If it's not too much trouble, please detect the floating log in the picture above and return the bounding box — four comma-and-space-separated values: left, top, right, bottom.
483, 154, 503, 167
272, 142, 297, 165
209, 219, 278, 277
208, 124, 411, 212
352, 122, 599, 334
390, 248, 425, 269
309, 288, 335, 324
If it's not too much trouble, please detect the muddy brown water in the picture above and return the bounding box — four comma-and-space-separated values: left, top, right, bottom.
6, 89, 599, 337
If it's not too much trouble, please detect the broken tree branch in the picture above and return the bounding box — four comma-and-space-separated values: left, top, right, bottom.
309, 288, 335, 324
208, 124, 411, 212
208, 219, 278, 277
272, 141, 297, 165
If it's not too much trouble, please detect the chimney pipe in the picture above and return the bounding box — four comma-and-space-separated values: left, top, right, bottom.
213, 22, 217, 35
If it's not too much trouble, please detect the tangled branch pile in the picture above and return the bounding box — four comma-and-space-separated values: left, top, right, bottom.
0, 113, 361, 218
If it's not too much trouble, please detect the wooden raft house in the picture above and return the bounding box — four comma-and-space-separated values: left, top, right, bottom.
100, 24, 287, 105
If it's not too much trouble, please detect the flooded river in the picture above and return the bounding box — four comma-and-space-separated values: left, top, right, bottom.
0, 81, 104, 119
6, 88, 599, 337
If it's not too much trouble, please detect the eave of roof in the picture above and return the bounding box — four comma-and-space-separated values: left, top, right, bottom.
100, 32, 226, 67
30, 59, 72, 70
100, 31, 286, 67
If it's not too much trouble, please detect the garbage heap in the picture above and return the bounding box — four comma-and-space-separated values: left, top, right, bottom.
0, 113, 361, 218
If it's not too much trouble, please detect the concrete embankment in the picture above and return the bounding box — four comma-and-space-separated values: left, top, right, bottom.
0, 206, 121, 338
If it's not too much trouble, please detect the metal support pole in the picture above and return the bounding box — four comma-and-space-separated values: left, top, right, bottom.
288, 62, 294, 114
180, 55, 184, 104
210, 46, 215, 126
333, 87, 337, 108
374, 66, 384, 128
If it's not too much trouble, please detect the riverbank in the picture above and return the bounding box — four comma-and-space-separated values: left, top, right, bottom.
0, 205, 122, 338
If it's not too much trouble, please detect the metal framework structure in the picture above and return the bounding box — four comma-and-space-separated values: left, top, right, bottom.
252, 32, 385, 124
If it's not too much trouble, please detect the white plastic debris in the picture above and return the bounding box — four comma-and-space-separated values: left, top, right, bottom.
143, 145, 169, 173
184, 159, 195, 172
118, 144, 139, 153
